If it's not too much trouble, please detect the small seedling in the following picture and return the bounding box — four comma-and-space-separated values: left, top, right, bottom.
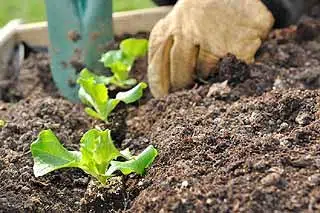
77, 69, 147, 122
99, 38, 148, 88
0, 119, 6, 128
30, 129, 158, 185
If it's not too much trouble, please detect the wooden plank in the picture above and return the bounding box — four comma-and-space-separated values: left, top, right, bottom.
113, 6, 171, 35
15, 6, 172, 47
0, 19, 23, 81
15, 22, 48, 46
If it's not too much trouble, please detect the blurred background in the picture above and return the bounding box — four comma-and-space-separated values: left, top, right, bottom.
0, 0, 155, 26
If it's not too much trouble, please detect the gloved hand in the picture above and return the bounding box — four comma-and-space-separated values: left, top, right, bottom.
148, 0, 275, 98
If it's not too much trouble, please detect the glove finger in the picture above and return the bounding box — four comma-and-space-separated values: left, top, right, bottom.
196, 48, 220, 80
148, 35, 174, 98
170, 36, 198, 91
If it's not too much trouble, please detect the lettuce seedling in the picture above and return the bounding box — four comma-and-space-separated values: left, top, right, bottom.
31, 129, 158, 185
0, 119, 5, 128
99, 38, 148, 88
77, 70, 147, 122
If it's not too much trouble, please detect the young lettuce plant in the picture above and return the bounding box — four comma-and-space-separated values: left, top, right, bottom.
99, 38, 148, 88
77, 69, 147, 122
30, 129, 158, 185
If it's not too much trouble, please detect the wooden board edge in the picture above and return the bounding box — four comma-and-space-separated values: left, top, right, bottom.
0, 19, 23, 80
14, 6, 172, 47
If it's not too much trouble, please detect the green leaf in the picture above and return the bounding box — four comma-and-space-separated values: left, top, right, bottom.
116, 82, 148, 104
30, 130, 80, 177
120, 148, 134, 160
78, 68, 97, 81
120, 38, 148, 58
105, 99, 121, 119
78, 87, 92, 106
77, 77, 112, 122
109, 61, 130, 81
0, 119, 6, 128
77, 77, 108, 110
106, 145, 158, 176
84, 107, 105, 121
79, 129, 120, 179
123, 78, 137, 86
98, 76, 114, 85
100, 50, 135, 84
100, 50, 134, 70
78, 68, 113, 85
107, 77, 137, 89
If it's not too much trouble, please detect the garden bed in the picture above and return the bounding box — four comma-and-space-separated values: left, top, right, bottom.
1, 12, 320, 213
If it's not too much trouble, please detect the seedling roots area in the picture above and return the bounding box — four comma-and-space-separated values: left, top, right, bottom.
1, 18, 320, 212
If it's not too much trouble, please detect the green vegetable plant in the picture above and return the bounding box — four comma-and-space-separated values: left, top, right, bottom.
99, 38, 148, 88
30, 38, 157, 186
0, 119, 5, 128
77, 69, 147, 122
31, 129, 158, 185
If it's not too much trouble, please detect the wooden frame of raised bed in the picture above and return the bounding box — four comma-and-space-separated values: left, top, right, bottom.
0, 6, 172, 76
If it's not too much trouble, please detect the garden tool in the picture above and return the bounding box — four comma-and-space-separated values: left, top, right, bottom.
45, 0, 113, 101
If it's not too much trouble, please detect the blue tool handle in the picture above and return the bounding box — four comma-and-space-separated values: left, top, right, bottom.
45, 0, 113, 101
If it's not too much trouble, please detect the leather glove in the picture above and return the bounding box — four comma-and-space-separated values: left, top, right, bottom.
148, 0, 275, 98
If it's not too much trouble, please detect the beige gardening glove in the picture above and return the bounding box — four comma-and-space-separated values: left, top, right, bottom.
148, 0, 275, 97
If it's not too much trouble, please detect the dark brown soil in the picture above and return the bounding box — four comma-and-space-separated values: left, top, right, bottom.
0, 53, 60, 103
1, 17, 320, 212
